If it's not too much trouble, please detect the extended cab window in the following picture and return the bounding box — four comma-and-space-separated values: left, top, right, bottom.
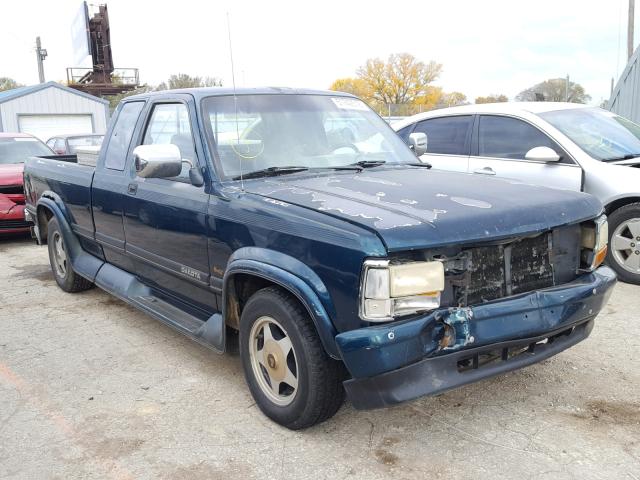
413, 116, 472, 155
478, 115, 561, 160
142, 103, 197, 182
104, 101, 144, 170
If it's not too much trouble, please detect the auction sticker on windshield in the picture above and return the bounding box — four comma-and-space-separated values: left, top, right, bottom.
332, 97, 369, 111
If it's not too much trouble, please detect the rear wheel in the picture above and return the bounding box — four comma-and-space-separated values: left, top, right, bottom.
47, 217, 93, 292
239, 286, 345, 429
607, 203, 640, 284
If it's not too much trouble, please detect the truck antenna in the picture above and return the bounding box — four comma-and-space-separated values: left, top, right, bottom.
226, 12, 243, 191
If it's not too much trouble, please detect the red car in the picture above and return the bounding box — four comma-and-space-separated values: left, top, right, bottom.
0, 133, 54, 235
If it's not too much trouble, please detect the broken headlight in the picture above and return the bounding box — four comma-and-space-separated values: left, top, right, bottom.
360, 259, 445, 321
580, 215, 608, 271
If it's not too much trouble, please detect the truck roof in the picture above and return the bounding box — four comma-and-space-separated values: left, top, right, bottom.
124, 86, 355, 101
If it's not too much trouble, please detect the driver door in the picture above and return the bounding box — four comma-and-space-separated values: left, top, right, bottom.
468, 115, 582, 191
123, 98, 216, 313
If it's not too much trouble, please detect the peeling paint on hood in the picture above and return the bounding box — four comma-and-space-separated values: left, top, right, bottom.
244, 167, 602, 251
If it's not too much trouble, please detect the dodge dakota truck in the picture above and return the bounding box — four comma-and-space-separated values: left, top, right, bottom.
23, 88, 616, 429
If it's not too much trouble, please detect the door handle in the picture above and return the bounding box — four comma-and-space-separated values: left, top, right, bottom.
473, 167, 496, 175
127, 182, 138, 195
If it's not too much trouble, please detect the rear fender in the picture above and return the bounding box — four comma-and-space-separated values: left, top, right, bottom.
36, 196, 104, 282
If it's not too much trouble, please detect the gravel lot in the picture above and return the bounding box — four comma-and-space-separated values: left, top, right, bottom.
0, 235, 639, 480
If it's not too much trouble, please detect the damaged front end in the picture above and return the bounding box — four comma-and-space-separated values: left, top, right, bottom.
336, 217, 616, 410
0, 185, 31, 233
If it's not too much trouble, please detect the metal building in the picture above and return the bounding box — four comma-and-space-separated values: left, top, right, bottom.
0, 81, 109, 141
609, 47, 640, 122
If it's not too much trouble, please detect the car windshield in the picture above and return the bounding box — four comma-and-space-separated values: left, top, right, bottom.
202, 94, 417, 178
539, 107, 640, 161
0, 137, 53, 164
67, 135, 104, 153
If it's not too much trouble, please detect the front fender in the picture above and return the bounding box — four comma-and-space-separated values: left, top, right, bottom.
37, 196, 104, 282
224, 248, 340, 358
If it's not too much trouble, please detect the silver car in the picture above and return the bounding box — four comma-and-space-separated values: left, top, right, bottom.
393, 102, 640, 284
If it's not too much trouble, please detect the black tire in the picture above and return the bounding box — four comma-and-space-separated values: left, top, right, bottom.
606, 203, 640, 284
239, 286, 345, 430
47, 217, 93, 293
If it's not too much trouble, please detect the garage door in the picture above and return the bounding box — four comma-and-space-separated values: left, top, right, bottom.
18, 115, 93, 141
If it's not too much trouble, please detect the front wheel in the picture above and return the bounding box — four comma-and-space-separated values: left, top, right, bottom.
47, 217, 93, 292
239, 287, 345, 429
606, 203, 640, 284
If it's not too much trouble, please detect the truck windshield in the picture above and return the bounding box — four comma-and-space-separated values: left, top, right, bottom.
0, 137, 53, 165
539, 107, 640, 161
202, 94, 417, 179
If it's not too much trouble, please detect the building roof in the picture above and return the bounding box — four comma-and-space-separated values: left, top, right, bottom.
0, 81, 109, 106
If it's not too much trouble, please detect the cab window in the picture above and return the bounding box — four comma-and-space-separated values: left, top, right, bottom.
142, 103, 197, 182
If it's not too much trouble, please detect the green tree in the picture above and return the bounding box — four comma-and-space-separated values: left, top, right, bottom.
475, 94, 508, 104
516, 78, 591, 103
156, 74, 222, 91
356, 53, 443, 105
0, 77, 24, 92
104, 84, 154, 110
439, 91, 468, 108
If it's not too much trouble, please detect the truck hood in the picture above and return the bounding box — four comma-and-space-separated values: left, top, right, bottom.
0, 163, 24, 186
246, 167, 602, 251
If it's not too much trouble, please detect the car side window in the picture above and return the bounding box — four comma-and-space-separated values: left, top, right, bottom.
46, 139, 56, 149
395, 125, 413, 143
104, 101, 144, 170
412, 116, 472, 155
142, 103, 196, 182
478, 115, 562, 160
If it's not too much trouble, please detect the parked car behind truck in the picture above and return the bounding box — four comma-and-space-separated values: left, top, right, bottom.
0, 132, 53, 234
23, 88, 615, 429
393, 102, 640, 284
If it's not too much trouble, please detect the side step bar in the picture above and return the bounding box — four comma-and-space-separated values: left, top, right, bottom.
94, 263, 225, 353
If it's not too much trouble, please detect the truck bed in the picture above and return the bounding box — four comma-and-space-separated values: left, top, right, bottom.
24, 156, 95, 237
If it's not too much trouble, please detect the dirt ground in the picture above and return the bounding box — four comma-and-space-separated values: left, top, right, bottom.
0, 235, 639, 480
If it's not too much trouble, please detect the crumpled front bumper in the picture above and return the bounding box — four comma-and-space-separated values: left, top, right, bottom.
0, 198, 30, 233
336, 266, 616, 410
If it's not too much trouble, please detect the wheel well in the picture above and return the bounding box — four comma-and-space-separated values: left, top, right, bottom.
224, 273, 304, 331
36, 205, 54, 242
604, 197, 640, 215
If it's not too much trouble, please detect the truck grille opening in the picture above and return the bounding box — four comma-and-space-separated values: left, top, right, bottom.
456, 325, 576, 372
453, 229, 578, 306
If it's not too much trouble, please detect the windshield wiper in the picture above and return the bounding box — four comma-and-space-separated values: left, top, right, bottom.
349, 160, 387, 169
602, 153, 640, 162
231, 166, 309, 180
406, 162, 432, 169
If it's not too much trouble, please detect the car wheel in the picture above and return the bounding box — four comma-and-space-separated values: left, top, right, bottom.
47, 217, 93, 292
239, 286, 345, 430
606, 202, 640, 284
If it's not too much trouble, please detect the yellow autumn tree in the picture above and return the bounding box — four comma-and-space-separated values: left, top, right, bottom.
356, 53, 443, 105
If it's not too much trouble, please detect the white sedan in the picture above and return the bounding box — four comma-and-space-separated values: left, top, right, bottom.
393, 102, 640, 284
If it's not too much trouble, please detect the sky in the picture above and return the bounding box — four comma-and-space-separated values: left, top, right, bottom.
0, 0, 633, 106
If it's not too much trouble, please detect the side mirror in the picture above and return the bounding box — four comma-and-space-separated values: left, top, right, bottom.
408, 132, 428, 157
525, 146, 561, 163
133, 144, 183, 178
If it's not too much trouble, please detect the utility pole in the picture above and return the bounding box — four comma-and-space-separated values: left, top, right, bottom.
565, 74, 570, 102
35, 37, 47, 83
629, 0, 635, 60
